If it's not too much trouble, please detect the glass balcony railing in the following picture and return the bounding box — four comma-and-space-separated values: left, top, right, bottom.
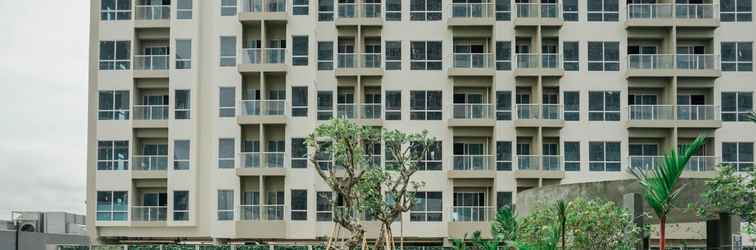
133, 55, 169, 70
675, 4, 716, 19
628, 54, 719, 71
542, 155, 562, 171
627, 3, 717, 20
240, 48, 286, 65
131, 206, 167, 221
132, 155, 168, 171
449, 3, 495, 18
515, 104, 563, 120
239, 152, 285, 168
239, 100, 286, 117
686, 156, 717, 172
676, 105, 718, 121
239, 204, 285, 221
514, 3, 559, 18
452, 53, 493, 69
627, 54, 675, 70
675, 54, 719, 71
516, 155, 562, 171
135, 5, 170, 20
337, 103, 357, 119
515, 53, 561, 69
133, 105, 169, 120
628, 105, 675, 121
360, 103, 382, 119
452, 155, 493, 170
450, 206, 495, 222
241, 0, 287, 13
337, 3, 382, 18
451, 103, 494, 120
628, 156, 665, 170
337, 53, 383, 69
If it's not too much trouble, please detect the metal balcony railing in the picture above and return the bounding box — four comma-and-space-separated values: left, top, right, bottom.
337, 3, 382, 18
133, 105, 169, 120
628, 156, 665, 170
686, 156, 717, 172
452, 155, 494, 170
515, 104, 563, 120
360, 103, 382, 119
337, 103, 357, 119
542, 155, 562, 171
449, 3, 495, 18
515, 53, 562, 69
131, 206, 167, 221
628, 54, 720, 71
132, 155, 168, 171
676, 105, 718, 121
240, 48, 287, 65
239, 100, 286, 117
241, 0, 287, 13
239, 152, 285, 168
516, 155, 562, 171
675, 54, 719, 70
627, 3, 717, 20
336, 53, 383, 69
239, 204, 285, 221
451, 104, 494, 120
450, 206, 496, 222
452, 53, 494, 69
675, 4, 716, 19
135, 5, 170, 20
514, 3, 560, 18
133, 55, 169, 70
627, 105, 676, 121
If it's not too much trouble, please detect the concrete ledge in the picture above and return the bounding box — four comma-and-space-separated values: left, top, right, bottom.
134, 20, 170, 28
239, 12, 288, 22
235, 168, 286, 176
513, 170, 564, 179
447, 119, 496, 127
335, 68, 384, 76
238, 64, 289, 73
235, 220, 287, 238
132, 120, 169, 128
133, 70, 169, 78
513, 18, 563, 26
447, 68, 496, 76
447, 222, 491, 238
447, 170, 496, 179
447, 17, 495, 26
335, 17, 383, 26
131, 170, 168, 179
237, 115, 288, 125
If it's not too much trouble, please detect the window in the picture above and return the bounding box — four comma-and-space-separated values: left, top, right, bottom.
410, 192, 442, 221
294, 0, 310, 15
99, 41, 131, 70
292, 87, 309, 116
386, 41, 402, 70
176, 39, 192, 69
721, 0, 752, 22
564, 91, 579, 121
496, 41, 512, 71
563, 0, 578, 21
385, 91, 402, 120
564, 142, 580, 171
411, 141, 442, 170
387, 0, 402, 20
221, 0, 237, 16
587, 0, 618, 21
722, 92, 753, 121
588, 41, 619, 71
173, 191, 189, 221
318, 41, 334, 70
175, 89, 191, 119
292, 138, 308, 168
410, 41, 442, 70
318, 91, 334, 120
220, 36, 236, 66
588, 91, 620, 121
563, 41, 579, 71
589, 142, 621, 171
319, 0, 334, 20
98, 90, 130, 120
316, 192, 334, 221
219, 87, 236, 117
496, 192, 512, 210
101, 0, 131, 20
218, 138, 235, 169
496, 141, 513, 171
217, 190, 234, 220
291, 190, 308, 220
410, 0, 442, 20
174, 140, 190, 170
293, 36, 309, 66
410, 90, 442, 120
721, 42, 753, 72
177, 0, 193, 19
96, 191, 128, 221
97, 140, 129, 170
496, 0, 511, 20
722, 142, 754, 171
496, 91, 512, 120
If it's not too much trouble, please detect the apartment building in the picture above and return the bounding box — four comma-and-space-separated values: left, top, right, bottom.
87, 0, 755, 246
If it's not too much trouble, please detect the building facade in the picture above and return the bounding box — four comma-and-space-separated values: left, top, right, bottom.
87, 0, 755, 246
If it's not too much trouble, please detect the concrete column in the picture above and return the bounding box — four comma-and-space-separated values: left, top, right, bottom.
259, 175, 266, 219
707, 213, 740, 250
260, 124, 266, 167
623, 193, 646, 250
356, 76, 363, 119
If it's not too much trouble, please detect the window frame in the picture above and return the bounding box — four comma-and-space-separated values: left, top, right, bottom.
410, 0, 442, 21
563, 0, 578, 21
217, 190, 234, 220
291, 190, 308, 220
410, 90, 443, 120
588, 91, 620, 121
495, 0, 511, 21
386, 0, 402, 20
385, 41, 402, 70
293, 0, 310, 15
220, 36, 237, 66
176, 39, 192, 69
221, 0, 238, 16
411, 141, 443, 171
563, 41, 579, 71
96, 190, 128, 221
563, 91, 580, 121
496, 141, 513, 171
316, 191, 335, 221
587, 41, 619, 71
292, 86, 309, 117
291, 138, 308, 168
218, 138, 235, 169
385, 90, 402, 120
98, 90, 130, 120
496, 91, 512, 120
317, 91, 334, 120
99, 40, 131, 70
721, 42, 753, 72
410, 41, 442, 70
318, 41, 334, 70
175, 89, 191, 119
174, 140, 191, 170
721, 0, 752, 22
496, 41, 512, 71
587, 0, 618, 22
588, 141, 621, 172
721, 92, 753, 121
101, 0, 132, 21
722, 142, 755, 172
293, 36, 310, 66
564, 141, 580, 171
410, 191, 443, 222
219, 87, 236, 117
319, 0, 335, 21
173, 190, 190, 221
176, 0, 193, 19
97, 140, 130, 171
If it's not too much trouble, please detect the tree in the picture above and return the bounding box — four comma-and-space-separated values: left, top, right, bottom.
306, 119, 435, 250
555, 200, 566, 250
491, 207, 518, 242
699, 165, 756, 234
630, 135, 705, 250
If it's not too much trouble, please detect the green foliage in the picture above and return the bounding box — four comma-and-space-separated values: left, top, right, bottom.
198, 246, 232, 250
491, 207, 518, 242
58, 246, 90, 250
93, 246, 123, 250
164, 246, 198, 250
127, 246, 161, 250
237, 246, 271, 250
274, 246, 309, 250
699, 165, 756, 234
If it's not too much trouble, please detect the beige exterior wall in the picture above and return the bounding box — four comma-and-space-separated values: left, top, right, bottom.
87, 0, 756, 244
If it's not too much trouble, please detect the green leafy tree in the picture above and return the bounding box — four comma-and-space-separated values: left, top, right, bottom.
555, 200, 566, 250
491, 207, 518, 242
699, 165, 756, 234
630, 136, 705, 250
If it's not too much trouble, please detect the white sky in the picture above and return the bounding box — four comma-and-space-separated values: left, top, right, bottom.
0, 1, 89, 220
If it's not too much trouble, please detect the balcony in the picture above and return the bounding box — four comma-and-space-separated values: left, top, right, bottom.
628, 155, 664, 170
448, 155, 495, 178
683, 156, 718, 178
625, 4, 719, 27
626, 105, 720, 128
514, 104, 564, 127
447, 3, 495, 26
335, 53, 384, 76
448, 53, 495, 76
133, 55, 169, 78
134, 5, 170, 27
236, 152, 286, 176
336, 3, 383, 26
626, 54, 720, 77
132, 105, 169, 128
360, 103, 383, 125
448, 104, 495, 127
448, 205, 494, 238
239, 0, 288, 21
236, 204, 287, 238
132, 155, 168, 179
131, 206, 167, 224
237, 100, 287, 124
336, 103, 357, 119
513, 3, 563, 26
239, 48, 288, 72
513, 54, 564, 76
514, 155, 564, 179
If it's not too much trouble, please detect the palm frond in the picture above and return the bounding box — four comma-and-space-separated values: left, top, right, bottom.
748, 112, 756, 123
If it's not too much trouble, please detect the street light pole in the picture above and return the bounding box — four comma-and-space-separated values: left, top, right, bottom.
13, 212, 20, 250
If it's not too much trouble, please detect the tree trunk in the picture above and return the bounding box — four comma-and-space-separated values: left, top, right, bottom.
659, 216, 666, 250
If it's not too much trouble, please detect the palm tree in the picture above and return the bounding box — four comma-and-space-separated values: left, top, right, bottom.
629, 135, 706, 250
555, 200, 567, 250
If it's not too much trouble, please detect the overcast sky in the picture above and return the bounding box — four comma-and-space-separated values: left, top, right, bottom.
0, 1, 89, 220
